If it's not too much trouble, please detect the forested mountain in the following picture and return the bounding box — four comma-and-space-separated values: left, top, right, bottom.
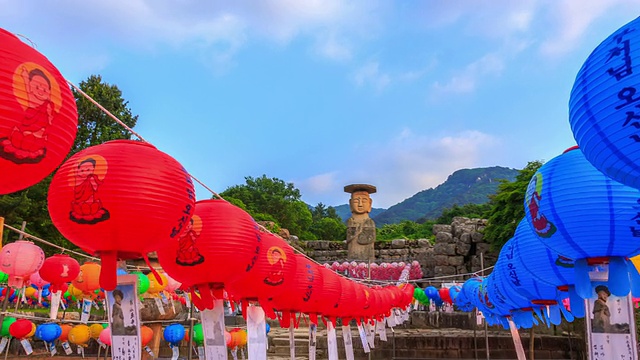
371, 166, 518, 225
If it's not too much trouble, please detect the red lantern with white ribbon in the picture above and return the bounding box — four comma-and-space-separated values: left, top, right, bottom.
0, 28, 78, 195
38, 254, 80, 293
156, 199, 260, 310
47, 140, 196, 290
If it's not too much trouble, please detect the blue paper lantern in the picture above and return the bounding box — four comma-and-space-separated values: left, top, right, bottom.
448, 285, 461, 302
265, 323, 270, 334
35, 323, 61, 343
163, 324, 185, 347
424, 286, 440, 301
524, 147, 640, 297
569, 16, 640, 190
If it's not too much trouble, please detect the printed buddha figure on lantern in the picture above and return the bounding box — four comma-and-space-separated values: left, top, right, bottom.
0, 65, 59, 164
176, 215, 205, 266
69, 156, 110, 224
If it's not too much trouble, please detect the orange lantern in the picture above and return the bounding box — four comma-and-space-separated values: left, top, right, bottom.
157, 199, 260, 310
140, 325, 154, 346
89, 323, 103, 339
72, 262, 101, 296
68, 325, 91, 346
48, 140, 196, 290
0, 28, 78, 195
59, 324, 72, 342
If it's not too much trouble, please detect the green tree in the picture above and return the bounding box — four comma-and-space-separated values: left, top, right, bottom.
308, 202, 346, 240
220, 175, 312, 235
483, 161, 543, 250
377, 220, 434, 241
72, 75, 138, 153
0, 75, 139, 254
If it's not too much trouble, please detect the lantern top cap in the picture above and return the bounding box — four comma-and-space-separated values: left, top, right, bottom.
104, 139, 156, 150
344, 184, 377, 194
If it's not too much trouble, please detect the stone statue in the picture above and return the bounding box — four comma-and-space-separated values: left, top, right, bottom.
344, 184, 377, 261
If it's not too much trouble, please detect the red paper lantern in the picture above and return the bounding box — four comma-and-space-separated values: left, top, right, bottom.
9, 319, 32, 339
269, 254, 324, 325
0, 28, 78, 195
39, 254, 80, 293
315, 267, 343, 323
156, 199, 260, 310
0, 240, 44, 288
47, 140, 196, 290
439, 286, 452, 305
226, 231, 297, 316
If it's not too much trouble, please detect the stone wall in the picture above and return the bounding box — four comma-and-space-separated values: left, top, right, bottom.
297, 216, 496, 281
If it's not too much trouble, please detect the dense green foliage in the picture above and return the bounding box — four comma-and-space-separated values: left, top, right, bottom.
377, 220, 434, 241
0, 75, 139, 255
333, 204, 386, 222
373, 166, 518, 225
433, 203, 491, 224
483, 161, 543, 250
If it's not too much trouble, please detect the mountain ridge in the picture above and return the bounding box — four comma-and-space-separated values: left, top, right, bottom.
333, 166, 518, 224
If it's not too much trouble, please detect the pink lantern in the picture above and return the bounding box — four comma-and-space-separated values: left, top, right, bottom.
29, 271, 48, 289
99, 327, 111, 346
0, 241, 44, 287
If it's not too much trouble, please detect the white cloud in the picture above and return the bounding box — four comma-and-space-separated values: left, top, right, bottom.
298, 129, 502, 208
432, 53, 505, 94
353, 62, 391, 91
538, 0, 637, 57
313, 32, 352, 61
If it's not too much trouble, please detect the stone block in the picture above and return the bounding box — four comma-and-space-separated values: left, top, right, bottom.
434, 242, 449, 255
434, 265, 456, 276
432, 224, 451, 235
471, 232, 484, 243
445, 243, 457, 255
417, 238, 432, 247
391, 238, 406, 248
456, 242, 471, 256
434, 255, 449, 266
476, 243, 491, 254
459, 233, 472, 244
448, 256, 465, 266
435, 231, 453, 244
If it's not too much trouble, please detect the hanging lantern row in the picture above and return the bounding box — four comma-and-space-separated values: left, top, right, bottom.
324, 260, 423, 280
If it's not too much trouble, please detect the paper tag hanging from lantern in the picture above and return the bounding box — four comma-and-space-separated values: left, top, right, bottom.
61, 341, 72, 355
106, 275, 141, 360
326, 321, 339, 360
308, 323, 317, 360
289, 322, 295, 360
20, 338, 32, 355
49, 342, 57, 356
144, 345, 154, 358
341, 325, 355, 360
366, 322, 375, 348
376, 320, 387, 341
357, 322, 370, 353
155, 298, 166, 315
171, 346, 179, 360
80, 298, 92, 323
246, 305, 267, 360
0, 337, 8, 354
200, 301, 228, 360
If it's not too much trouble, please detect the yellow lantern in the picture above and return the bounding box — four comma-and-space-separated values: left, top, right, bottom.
147, 272, 167, 295
24, 287, 36, 299
89, 323, 103, 339
26, 322, 36, 338
68, 325, 91, 346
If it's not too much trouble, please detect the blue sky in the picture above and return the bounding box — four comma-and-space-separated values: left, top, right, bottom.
2, 1, 640, 208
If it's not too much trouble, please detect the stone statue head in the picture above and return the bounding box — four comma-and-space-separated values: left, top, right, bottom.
344, 184, 376, 217
350, 190, 372, 215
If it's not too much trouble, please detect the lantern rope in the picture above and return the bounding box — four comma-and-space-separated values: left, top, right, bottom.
2, 224, 99, 262
67, 80, 224, 200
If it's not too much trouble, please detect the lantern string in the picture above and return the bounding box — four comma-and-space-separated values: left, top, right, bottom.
1, 224, 99, 262
66, 79, 224, 200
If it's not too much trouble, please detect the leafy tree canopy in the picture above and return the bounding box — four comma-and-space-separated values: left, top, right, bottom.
483, 161, 543, 250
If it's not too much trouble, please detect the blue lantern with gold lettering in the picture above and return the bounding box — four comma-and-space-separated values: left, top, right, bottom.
569, 16, 640, 190
523, 146, 640, 299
